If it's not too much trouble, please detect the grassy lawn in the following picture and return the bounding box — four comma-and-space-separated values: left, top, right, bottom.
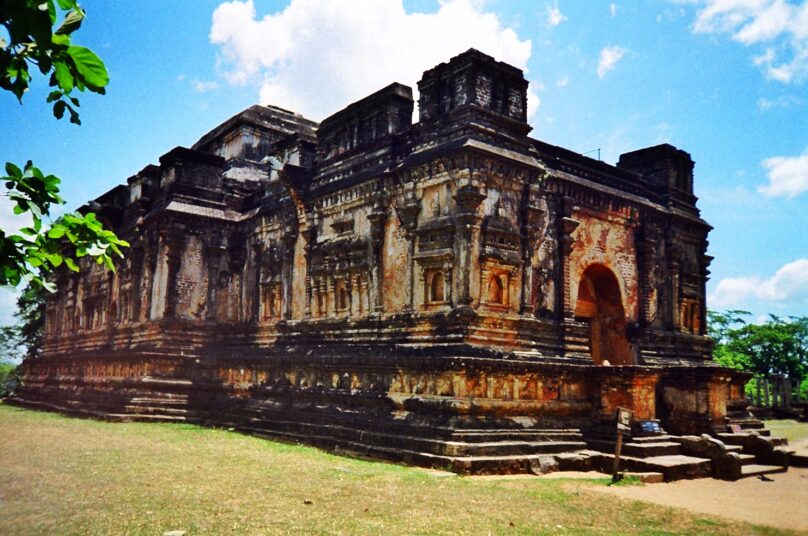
0, 403, 789, 536
764, 419, 808, 444
764, 419, 808, 456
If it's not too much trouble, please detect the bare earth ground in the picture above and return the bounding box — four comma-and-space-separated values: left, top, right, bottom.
585, 468, 808, 533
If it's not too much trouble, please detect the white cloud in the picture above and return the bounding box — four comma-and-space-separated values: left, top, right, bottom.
597, 45, 627, 79
556, 75, 569, 87
192, 79, 220, 93
610, 3, 619, 17
547, 3, 567, 27
209, 0, 536, 121
710, 259, 808, 309
756, 94, 802, 109
757, 151, 808, 198
689, 0, 808, 83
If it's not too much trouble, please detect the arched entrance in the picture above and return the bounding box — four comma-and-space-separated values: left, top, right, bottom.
574, 264, 634, 366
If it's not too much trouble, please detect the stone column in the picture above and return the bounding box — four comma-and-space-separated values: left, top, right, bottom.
700, 254, 713, 336
634, 226, 658, 328
453, 184, 485, 308
367, 204, 387, 315
302, 212, 318, 319
149, 232, 176, 321
162, 232, 184, 319
395, 195, 420, 311
129, 246, 144, 322
520, 185, 544, 315
554, 195, 581, 357
282, 233, 297, 321
205, 236, 225, 322
666, 245, 682, 331
557, 199, 580, 319
251, 244, 262, 322
139, 237, 157, 322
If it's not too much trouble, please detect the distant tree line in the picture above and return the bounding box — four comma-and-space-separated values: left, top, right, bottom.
0, 285, 43, 397
708, 310, 808, 401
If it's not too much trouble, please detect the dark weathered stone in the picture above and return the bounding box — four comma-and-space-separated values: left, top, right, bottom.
11, 49, 758, 476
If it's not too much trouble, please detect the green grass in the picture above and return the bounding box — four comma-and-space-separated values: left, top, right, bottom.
764, 419, 808, 455
763, 419, 808, 444
0, 403, 789, 535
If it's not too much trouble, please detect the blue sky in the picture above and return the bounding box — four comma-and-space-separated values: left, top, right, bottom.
1, 0, 806, 328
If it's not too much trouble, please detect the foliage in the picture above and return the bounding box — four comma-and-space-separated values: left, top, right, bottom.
1, 0, 108, 124
708, 310, 808, 397
12, 283, 45, 360
1, 0, 128, 291
0, 361, 22, 397
0, 283, 44, 395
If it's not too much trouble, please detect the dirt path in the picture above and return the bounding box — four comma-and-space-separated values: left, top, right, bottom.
585, 468, 808, 533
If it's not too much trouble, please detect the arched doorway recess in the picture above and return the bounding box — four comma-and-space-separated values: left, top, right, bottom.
574, 264, 634, 366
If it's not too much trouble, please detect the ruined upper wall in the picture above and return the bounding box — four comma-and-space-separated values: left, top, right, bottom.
192, 105, 318, 163
316, 83, 413, 163
417, 48, 529, 133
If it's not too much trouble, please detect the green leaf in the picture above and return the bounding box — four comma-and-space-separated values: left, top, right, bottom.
67, 104, 81, 125
53, 61, 74, 92
45, 1, 58, 25
64, 258, 79, 271
53, 99, 66, 119
47, 225, 66, 239
5, 162, 22, 178
66, 45, 109, 88
55, 8, 84, 35
51, 33, 71, 46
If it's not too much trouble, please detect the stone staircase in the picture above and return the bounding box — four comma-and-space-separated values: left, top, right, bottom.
583, 426, 790, 481
198, 398, 592, 475
8, 384, 794, 481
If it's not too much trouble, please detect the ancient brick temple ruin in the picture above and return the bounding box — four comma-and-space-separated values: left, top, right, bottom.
12, 50, 792, 480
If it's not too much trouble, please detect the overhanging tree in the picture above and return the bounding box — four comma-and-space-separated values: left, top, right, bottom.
1, 0, 127, 291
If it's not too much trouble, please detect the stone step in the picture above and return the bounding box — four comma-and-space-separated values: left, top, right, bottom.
226, 414, 587, 458
123, 405, 189, 416
443, 440, 588, 457
129, 396, 189, 404
716, 432, 785, 448
109, 413, 190, 423
629, 435, 674, 444
739, 464, 787, 478
623, 472, 664, 484
738, 453, 756, 465
128, 400, 189, 408
622, 441, 682, 457
729, 419, 766, 429
585, 439, 681, 458
448, 430, 585, 443
140, 378, 193, 388
223, 404, 586, 449
616, 454, 712, 481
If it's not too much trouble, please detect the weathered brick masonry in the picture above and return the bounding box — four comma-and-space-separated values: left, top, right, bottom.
13, 50, 777, 478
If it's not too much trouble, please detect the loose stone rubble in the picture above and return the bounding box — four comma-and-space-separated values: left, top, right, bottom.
10, 50, 790, 480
